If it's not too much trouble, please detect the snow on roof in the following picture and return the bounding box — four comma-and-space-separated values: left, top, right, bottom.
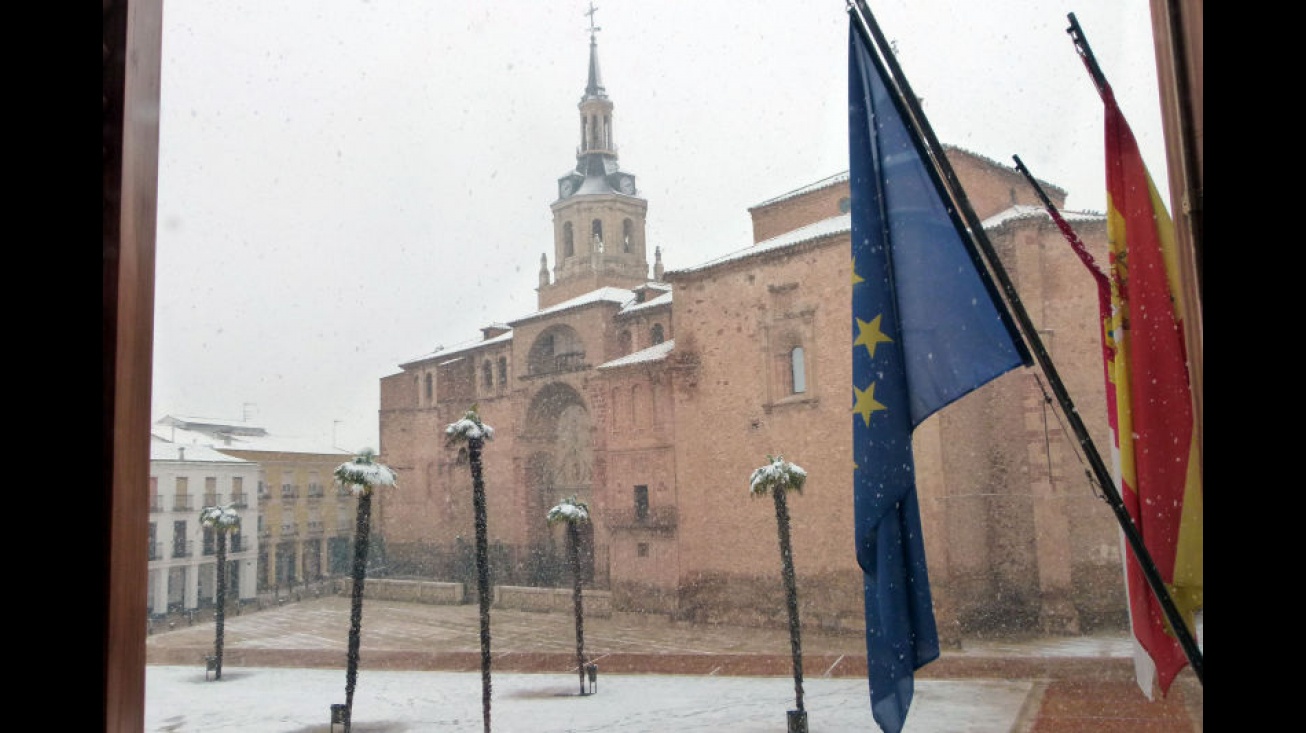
981, 204, 1105, 230
509, 286, 635, 326
400, 329, 514, 368
749, 171, 850, 210
619, 290, 672, 315
668, 213, 850, 277
150, 436, 252, 463
152, 424, 349, 456
597, 339, 675, 370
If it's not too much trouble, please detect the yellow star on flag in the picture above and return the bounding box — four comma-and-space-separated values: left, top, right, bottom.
853, 381, 887, 427
852, 257, 864, 285
854, 314, 893, 359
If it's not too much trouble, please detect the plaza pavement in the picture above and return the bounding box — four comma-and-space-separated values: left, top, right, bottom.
145, 595, 1203, 732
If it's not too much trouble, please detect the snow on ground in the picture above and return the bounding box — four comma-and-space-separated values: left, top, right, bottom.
146, 666, 1033, 732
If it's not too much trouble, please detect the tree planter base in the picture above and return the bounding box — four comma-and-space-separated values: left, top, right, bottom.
787, 709, 808, 733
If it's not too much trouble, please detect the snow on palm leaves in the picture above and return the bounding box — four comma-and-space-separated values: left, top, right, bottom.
334, 447, 398, 496
749, 454, 807, 497
547, 495, 590, 525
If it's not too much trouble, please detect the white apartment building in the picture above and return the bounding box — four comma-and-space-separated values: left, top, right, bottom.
148, 437, 260, 616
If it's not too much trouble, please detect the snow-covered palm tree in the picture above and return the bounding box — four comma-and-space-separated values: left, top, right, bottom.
749, 455, 809, 727
547, 495, 592, 696
199, 503, 240, 681
446, 405, 496, 733
333, 448, 398, 733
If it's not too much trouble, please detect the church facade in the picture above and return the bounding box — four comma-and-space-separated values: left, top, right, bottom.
376, 29, 1126, 642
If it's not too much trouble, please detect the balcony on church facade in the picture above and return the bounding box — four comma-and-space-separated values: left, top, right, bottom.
526, 350, 588, 377
606, 505, 677, 534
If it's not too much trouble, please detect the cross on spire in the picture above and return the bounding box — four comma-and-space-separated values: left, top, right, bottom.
585, 2, 601, 41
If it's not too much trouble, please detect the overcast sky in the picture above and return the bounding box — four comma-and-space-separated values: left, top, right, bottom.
151, 0, 1168, 453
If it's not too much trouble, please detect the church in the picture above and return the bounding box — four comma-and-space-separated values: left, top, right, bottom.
376, 24, 1126, 643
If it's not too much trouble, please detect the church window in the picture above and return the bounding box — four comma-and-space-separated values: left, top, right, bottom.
634, 485, 649, 521
650, 323, 664, 345
482, 360, 493, 390
425, 373, 433, 402
564, 222, 574, 257
497, 356, 508, 386
591, 219, 603, 246
623, 219, 633, 252
790, 346, 807, 394
619, 330, 632, 354
611, 387, 624, 429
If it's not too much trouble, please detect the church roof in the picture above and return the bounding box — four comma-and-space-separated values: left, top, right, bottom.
510, 285, 635, 326
668, 213, 851, 277
982, 204, 1105, 229
597, 339, 675, 370
749, 171, 850, 210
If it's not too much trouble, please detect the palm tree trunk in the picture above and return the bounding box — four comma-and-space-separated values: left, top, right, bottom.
773, 488, 804, 714
470, 436, 493, 733
213, 533, 228, 680
343, 491, 373, 733
567, 522, 586, 695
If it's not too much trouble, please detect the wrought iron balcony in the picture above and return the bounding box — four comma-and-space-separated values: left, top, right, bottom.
149, 497, 163, 513
172, 540, 194, 559
173, 496, 193, 512
606, 506, 677, 532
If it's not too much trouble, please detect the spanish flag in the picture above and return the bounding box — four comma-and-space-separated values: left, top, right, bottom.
1101, 83, 1203, 698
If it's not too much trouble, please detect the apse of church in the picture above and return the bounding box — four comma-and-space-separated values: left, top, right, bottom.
377, 18, 1127, 640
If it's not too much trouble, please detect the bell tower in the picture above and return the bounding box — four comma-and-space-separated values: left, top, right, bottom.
538, 4, 651, 309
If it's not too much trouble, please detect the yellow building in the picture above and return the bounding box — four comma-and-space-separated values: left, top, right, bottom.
153, 415, 357, 598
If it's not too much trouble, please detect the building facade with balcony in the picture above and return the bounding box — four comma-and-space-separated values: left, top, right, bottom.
153, 415, 355, 596
148, 438, 259, 616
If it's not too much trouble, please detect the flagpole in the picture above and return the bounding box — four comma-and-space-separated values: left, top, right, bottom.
1012, 153, 1204, 681
848, 0, 1202, 684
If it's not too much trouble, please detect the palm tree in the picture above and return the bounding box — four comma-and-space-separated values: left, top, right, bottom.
749, 455, 809, 731
333, 448, 398, 733
546, 495, 591, 696
446, 405, 496, 733
198, 503, 240, 681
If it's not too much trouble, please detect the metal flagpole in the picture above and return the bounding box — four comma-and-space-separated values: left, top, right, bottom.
847, 0, 1203, 683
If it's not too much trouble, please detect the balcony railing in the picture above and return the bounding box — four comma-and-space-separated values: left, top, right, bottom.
173, 496, 193, 512
526, 351, 587, 376
231, 494, 248, 508
172, 540, 194, 559
148, 542, 161, 561
149, 497, 163, 513
606, 505, 678, 532
202, 494, 218, 507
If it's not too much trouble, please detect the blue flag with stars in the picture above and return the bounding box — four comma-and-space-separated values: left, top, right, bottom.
848, 19, 1029, 733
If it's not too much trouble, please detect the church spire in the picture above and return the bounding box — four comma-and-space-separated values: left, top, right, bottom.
584, 3, 605, 99
539, 4, 650, 310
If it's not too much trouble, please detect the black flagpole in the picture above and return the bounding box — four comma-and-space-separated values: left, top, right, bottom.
847, 0, 1202, 684
1012, 153, 1204, 679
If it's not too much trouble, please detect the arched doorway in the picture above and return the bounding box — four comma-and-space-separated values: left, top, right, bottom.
523, 381, 596, 586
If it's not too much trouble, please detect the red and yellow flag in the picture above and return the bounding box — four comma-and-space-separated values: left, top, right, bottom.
1102, 87, 1203, 698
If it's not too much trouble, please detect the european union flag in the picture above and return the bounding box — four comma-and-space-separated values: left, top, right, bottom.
848, 18, 1029, 733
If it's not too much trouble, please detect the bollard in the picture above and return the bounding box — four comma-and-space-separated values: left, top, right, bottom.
330, 703, 349, 732
585, 663, 598, 694
787, 709, 808, 733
